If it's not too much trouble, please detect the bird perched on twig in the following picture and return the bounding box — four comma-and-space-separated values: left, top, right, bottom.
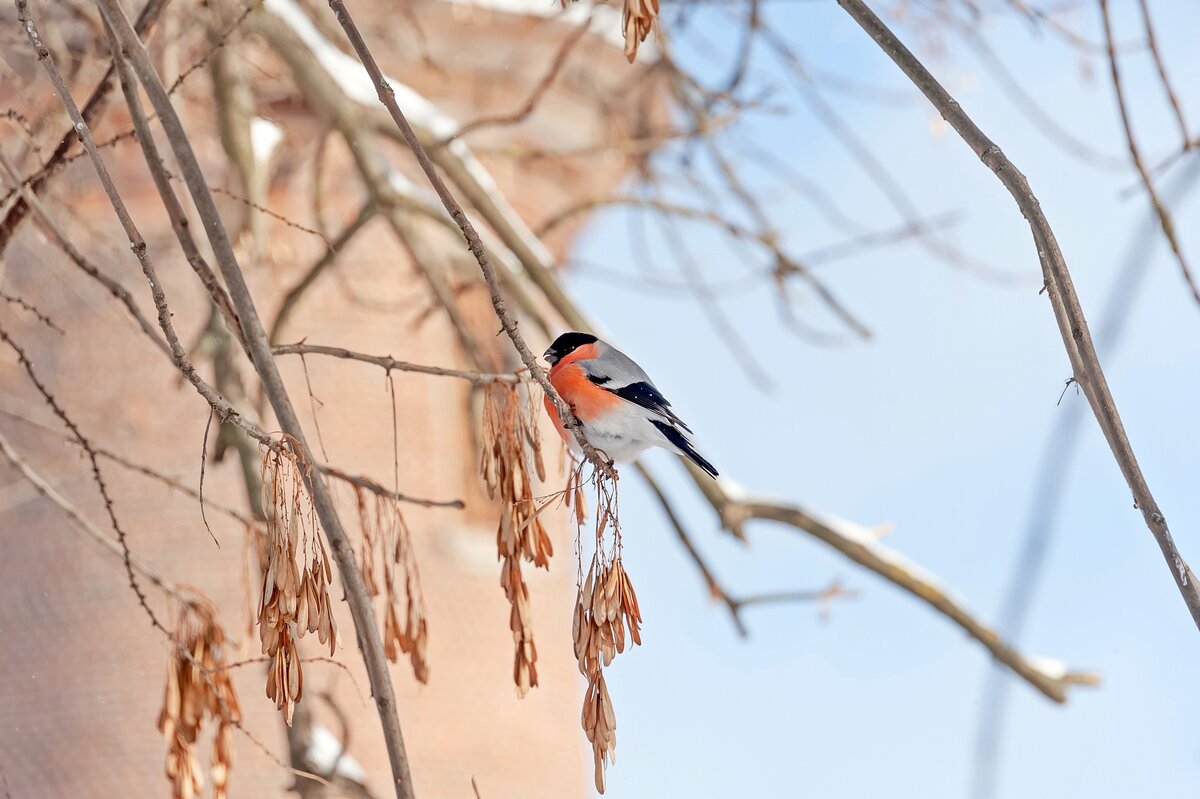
542, 332, 718, 478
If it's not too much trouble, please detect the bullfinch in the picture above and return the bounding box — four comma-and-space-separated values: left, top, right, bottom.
542, 332, 718, 478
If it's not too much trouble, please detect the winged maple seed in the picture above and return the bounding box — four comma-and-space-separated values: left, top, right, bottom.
353, 486, 430, 683
558, 0, 659, 62
158, 594, 241, 799
258, 439, 338, 724
480, 383, 552, 696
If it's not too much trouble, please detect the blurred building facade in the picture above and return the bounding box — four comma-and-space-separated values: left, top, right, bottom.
0, 1, 659, 796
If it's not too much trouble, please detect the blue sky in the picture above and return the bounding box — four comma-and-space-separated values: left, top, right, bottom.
564, 2, 1200, 796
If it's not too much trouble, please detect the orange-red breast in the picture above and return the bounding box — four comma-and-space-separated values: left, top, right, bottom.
542, 332, 718, 478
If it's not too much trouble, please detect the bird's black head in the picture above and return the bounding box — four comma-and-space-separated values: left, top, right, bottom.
544, 332, 597, 366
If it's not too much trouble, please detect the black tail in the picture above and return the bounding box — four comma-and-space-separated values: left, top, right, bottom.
651, 420, 719, 478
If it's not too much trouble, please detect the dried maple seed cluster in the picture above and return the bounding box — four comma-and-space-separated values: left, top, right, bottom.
621, 0, 659, 62
258, 441, 337, 724
158, 595, 241, 799
354, 486, 430, 683
480, 383, 552, 696
574, 555, 642, 792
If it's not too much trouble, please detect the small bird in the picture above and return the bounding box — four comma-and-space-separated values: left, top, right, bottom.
542, 332, 718, 478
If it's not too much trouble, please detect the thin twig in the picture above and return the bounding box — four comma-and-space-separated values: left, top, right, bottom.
320, 464, 464, 510
0, 325, 168, 633
0, 428, 186, 601
199, 411, 221, 547
1136, 0, 1189, 149
0, 150, 170, 357
0, 0, 168, 255
1096, 0, 1199, 306
433, 15, 593, 149
0, 290, 64, 333
273, 342, 523, 384
835, 0, 1200, 628
269, 202, 376, 344
166, 0, 263, 94
634, 462, 748, 635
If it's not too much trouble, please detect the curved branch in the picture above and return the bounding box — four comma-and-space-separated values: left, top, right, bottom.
721, 489, 1098, 701
834, 0, 1200, 627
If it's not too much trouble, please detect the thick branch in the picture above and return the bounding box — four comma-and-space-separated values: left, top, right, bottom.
73, 2, 419, 794
101, 16, 247, 349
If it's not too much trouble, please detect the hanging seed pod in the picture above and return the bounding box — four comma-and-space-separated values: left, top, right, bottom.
158, 596, 240, 799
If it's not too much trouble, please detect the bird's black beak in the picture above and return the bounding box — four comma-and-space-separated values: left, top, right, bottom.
543, 346, 558, 366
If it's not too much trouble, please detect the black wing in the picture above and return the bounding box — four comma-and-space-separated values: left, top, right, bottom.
592, 378, 693, 433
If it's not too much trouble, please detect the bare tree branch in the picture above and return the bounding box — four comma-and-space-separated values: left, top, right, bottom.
971, 155, 1200, 799
322, 0, 615, 479
273, 342, 523, 384
39, 2, 419, 794
0, 149, 170, 357
270, 201, 376, 345
433, 15, 593, 150
719, 488, 1099, 700
0, 0, 168, 255
1097, 0, 1199, 307
834, 0, 1200, 628
1136, 0, 1189, 149
101, 17, 247, 349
